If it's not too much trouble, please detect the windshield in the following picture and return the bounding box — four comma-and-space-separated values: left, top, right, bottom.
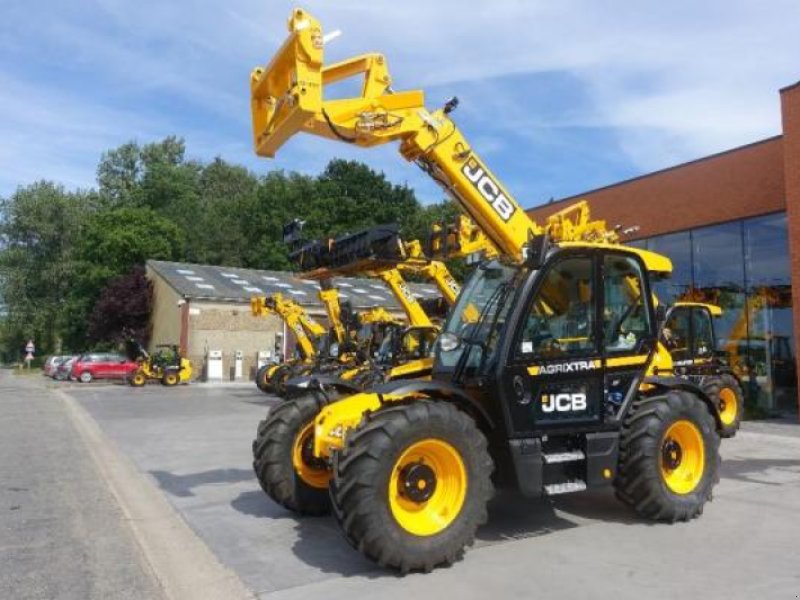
436, 261, 518, 370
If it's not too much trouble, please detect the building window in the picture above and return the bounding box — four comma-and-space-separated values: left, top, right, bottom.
743, 213, 795, 414
646, 231, 693, 305
634, 212, 796, 415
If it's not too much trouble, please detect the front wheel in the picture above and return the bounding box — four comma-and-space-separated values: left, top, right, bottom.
330, 400, 494, 573
615, 390, 720, 522
129, 370, 147, 387
79, 371, 93, 383
161, 371, 179, 386
255, 364, 273, 392
703, 374, 744, 438
251, 393, 332, 515
268, 364, 294, 397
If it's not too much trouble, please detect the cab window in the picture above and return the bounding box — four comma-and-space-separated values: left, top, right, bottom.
692, 309, 714, 358
603, 255, 651, 354
518, 256, 595, 358
663, 308, 691, 361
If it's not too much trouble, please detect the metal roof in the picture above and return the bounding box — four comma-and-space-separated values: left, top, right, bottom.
147, 260, 443, 311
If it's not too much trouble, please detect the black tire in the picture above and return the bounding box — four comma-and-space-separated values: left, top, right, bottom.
269, 364, 294, 397
330, 400, 494, 573
79, 371, 93, 383
129, 370, 146, 387
161, 371, 179, 386
255, 364, 272, 392
615, 390, 720, 522
702, 373, 744, 438
251, 393, 331, 515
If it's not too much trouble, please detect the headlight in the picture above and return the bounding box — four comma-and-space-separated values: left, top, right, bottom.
437, 332, 461, 353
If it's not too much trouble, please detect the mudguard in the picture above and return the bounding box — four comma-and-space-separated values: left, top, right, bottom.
371, 379, 495, 431
643, 375, 722, 430
282, 374, 362, 399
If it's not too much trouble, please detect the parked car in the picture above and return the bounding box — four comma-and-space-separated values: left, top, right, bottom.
70, 353, 139, 383
42, 355, 69, 377
54, 356, 79, 381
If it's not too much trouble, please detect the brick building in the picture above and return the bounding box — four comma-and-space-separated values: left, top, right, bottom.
528, 82, 800, 417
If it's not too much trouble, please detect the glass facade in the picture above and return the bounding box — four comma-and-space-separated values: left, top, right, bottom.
635, 212, 796, 416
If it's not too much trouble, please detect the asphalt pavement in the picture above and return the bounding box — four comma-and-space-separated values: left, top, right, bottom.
57, 376, 800, 600
0, 371, 164, 600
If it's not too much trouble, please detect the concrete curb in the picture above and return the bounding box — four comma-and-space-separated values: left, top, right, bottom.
55, 387, 255, 600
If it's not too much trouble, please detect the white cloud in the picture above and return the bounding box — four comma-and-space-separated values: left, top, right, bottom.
1, 0, 798, 197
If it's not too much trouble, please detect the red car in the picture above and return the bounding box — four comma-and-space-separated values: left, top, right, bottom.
70, 353, 138, 383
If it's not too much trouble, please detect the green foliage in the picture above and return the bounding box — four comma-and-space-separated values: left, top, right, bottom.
0, 181, 93, 356
62, 206, 184, 348
97, 136, 186, 206
1, 136, 473, 353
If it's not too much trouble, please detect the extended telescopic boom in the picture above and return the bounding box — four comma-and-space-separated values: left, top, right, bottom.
250, 8, 626, 264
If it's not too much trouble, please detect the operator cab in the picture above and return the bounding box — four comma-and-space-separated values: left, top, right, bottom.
434, 244, 663, 436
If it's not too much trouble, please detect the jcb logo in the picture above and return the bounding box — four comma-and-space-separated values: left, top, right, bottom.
541, 393, 587, 413
444, 275, 460, 296
462, 160, 516, 222
399, 282, 416, 303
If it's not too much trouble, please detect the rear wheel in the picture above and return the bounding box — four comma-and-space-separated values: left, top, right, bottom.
129, 370, 146, 387
79, 371, 93, 383
615, 390, 719, 522
702, 374, 743, 438
330, 400, 494, 572
251, 393, 331, 515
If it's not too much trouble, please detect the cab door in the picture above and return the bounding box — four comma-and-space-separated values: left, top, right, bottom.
502, 253, 605, 435
600, 252, 658, 422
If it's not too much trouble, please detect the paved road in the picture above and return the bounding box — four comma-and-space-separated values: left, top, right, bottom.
0, 372, 164, 600
66, 379, 800, 600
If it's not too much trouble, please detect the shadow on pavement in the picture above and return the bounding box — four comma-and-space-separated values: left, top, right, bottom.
477, 490, 577, 543
229, 487, 586, 578
149, 468, 254, 497
231, 489, 381, 578
720, 457, 800, 485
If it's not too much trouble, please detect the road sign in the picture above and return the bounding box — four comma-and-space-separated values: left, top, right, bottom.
25, 340, 35, 354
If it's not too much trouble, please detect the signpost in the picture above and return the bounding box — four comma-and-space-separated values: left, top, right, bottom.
25, 340, 35, 370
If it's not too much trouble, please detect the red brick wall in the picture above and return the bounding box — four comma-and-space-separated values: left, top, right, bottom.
527, 137, 785, 240
780, 82, 800, 414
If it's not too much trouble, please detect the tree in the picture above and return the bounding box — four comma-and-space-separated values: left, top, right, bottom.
0, 181, 92, 354
97, 136, 187, 206
187, 158, 261, 267
87, 266, 152, 346
301, 160, 420, 242
63, 206, 185, 348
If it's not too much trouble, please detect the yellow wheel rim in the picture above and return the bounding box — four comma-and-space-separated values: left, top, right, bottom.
718, 387, 738, 426
291, 422, 331, 489
388, 439, 467, 536
133, 374, 145, 385
167, 374, 178, 385
661, 420, 705, 495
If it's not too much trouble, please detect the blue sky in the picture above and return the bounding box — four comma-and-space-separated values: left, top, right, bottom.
1, 0, 799, 209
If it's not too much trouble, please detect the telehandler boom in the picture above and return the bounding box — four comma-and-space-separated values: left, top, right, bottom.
250, 292, 329, 392
249, 8, 725, 572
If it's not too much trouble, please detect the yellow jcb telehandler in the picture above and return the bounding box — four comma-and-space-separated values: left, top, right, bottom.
248, 8, 727, 572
